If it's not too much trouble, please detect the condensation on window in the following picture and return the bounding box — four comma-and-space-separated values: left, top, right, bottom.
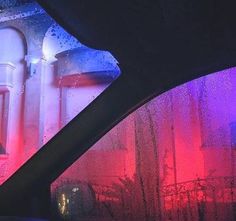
0, 0, 120, 183
52, 67, 236, 221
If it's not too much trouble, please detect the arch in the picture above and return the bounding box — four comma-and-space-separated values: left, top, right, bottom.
0, 27, 27, 64
42, 23, 83, 62
0, 27, 27, 179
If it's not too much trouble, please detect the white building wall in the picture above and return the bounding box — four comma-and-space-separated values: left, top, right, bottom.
0, 28, 26, 177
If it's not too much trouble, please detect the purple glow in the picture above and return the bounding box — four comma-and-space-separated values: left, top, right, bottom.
52, 67, 236, 221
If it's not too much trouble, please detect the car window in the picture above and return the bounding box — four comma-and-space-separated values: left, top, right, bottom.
52, 67, 236, 221
0, 0, 120, 183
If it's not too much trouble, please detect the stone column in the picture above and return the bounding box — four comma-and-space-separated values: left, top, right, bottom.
23, 52, 46, 160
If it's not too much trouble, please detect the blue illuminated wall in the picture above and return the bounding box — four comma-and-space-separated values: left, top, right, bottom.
0, 0, 120, 183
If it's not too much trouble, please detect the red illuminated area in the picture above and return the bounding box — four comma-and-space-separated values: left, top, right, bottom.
1, 3, 236, 221
52, 68, 236, 221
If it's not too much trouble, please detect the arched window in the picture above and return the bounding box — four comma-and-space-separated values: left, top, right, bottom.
0, 27, 26, 154
0, 27, 26, 182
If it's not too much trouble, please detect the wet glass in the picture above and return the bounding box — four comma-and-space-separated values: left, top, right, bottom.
52, 68, 236, 221
0, 0, 120, 183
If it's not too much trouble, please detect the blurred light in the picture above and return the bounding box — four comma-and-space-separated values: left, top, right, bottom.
72, 187, 79, 192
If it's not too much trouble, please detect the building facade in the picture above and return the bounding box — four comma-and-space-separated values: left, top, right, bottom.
1, 1, 236, 221
0, 1, 119, 183
52, 68, 236, 221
